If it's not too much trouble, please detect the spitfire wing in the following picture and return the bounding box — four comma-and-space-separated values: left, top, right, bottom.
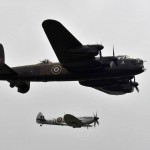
64, 114, 83, 127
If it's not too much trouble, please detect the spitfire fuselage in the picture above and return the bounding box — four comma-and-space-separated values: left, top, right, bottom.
36, 112, 98, 128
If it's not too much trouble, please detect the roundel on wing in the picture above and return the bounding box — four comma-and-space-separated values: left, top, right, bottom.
51, 65, 62, 75
57, 117, 63, 123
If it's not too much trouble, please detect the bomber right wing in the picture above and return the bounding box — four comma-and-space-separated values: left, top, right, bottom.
79, 78, 135, 95
64, 114, 84, 128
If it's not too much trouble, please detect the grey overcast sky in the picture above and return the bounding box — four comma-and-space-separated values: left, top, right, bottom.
0, 0, 149, 150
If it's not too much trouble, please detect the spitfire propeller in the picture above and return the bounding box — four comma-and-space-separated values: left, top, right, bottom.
93, 112, 99, 127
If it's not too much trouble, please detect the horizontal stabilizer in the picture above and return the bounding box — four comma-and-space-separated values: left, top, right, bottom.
0, 63, 18, 76
36, 112, 45, 123
0, 44, 5, 63
9, 81, 30, 94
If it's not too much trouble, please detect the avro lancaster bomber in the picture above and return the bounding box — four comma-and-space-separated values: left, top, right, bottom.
0, 20, 145, 95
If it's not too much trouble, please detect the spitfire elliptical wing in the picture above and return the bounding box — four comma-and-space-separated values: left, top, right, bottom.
64, 114, 83, 128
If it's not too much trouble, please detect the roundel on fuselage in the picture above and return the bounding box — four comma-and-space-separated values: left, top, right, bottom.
51, 65, 62, 75
57, 117, 63, 123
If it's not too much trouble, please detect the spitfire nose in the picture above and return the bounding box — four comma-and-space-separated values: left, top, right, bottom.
94, 116, 99, 121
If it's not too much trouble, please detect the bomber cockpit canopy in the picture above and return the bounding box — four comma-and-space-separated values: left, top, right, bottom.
40, 59, 52, 64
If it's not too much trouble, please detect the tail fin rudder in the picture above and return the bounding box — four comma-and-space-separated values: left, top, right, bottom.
36, 112, 45, 123
0, 44, 5, 63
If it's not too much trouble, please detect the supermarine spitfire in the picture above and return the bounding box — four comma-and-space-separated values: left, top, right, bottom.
36, 112, 99, 128
0, 19, 145, 95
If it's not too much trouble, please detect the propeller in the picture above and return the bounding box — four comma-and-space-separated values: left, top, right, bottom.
109, 45, 118, 69
97, 44, 104, 59
93, 112, 99, 127
130, 76, 139, 92
99, 50, 102, 59
113, 45, 115, 57
112, 45, 118, 66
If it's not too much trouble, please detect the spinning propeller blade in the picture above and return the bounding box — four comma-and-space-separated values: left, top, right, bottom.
93, 112, 99, 127
110, 45, 118, 67
113, 45, 115, 57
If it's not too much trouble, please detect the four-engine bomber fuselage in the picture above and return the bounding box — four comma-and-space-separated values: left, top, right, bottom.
1, 55, 143, 82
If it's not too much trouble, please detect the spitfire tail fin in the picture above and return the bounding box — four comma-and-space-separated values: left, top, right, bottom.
0, 44, 5, 63
36, 112, 45, 123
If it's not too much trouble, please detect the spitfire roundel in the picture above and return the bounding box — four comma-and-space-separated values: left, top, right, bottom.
51, 65, 62, 75
57, 117, 63, 123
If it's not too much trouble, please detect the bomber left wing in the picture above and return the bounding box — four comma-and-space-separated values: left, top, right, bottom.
79, 78, 138, 95
64, 114, 84, 128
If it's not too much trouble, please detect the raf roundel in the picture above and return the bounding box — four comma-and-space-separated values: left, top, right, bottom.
57, 117, 63, 123
51, 65, 62, 75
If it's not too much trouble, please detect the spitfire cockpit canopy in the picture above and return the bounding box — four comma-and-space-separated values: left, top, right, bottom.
117, 55, 131, 60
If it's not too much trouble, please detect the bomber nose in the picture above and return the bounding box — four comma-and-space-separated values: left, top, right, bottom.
138, 59, 146, 71
135, 58, 145, 68
136, 58, 143, 64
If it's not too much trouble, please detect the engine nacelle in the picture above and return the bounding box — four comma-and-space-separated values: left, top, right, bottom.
66, 44, 104, 57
